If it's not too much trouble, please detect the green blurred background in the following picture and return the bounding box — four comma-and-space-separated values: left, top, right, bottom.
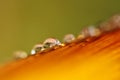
0, 0, 120, 64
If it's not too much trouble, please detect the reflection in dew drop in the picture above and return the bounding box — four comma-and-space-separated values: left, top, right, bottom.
43, 38, 61, 49
63, 34, 75, 43
13, 51, 28, 60
60, 43, 65, 47
77, 34, 86, 40
31, 44, 43, 55
31, 49, 36, 55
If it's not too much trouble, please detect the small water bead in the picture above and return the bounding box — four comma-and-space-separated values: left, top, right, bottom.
88, 26, 101, 37
43, 38, 61, 49
13, 51, 28, 60
81, 26, 101, 38
99, 22, 113, 32
81, 27, 90, 38
109, 14, 120, 28
31, 44, 43, 55
63, 34, 75, 43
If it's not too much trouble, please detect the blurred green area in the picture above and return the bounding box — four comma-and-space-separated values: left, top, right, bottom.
0, 0, 120, 64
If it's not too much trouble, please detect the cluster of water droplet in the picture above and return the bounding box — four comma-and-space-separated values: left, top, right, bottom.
30, 34, 78, 55
13, 14, 120, 59
30, 38, 62, 55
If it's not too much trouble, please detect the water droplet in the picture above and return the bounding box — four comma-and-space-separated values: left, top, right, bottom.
13, 51, 28, 60
81, 27, 90, 38
43, 38, 61, 49
81, 26, 101, 38
31, 44, 43, 55
99, 22, 112, 31
99, 15, 120, 32
88, 26, 101, 37
63, 34, 75, 43
110, 14, 120, 28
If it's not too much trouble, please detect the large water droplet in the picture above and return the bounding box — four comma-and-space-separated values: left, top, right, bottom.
43, 38, 61, 49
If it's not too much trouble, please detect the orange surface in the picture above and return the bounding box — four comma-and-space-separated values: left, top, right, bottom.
0, 29, 120, 80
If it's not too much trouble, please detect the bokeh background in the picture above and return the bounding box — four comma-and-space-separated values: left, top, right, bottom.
0, 0, 120, 64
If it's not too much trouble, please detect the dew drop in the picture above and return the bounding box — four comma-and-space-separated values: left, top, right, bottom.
81, 27, 90, 38
110, 14, 120, 28
99, 21, 112, 31
31, 44, 43, 55
63, 34, 75, 43
43, 38, 61, 49
99, 15, 120, 32
13, 51, 28, 60
88, 26, 101, 37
